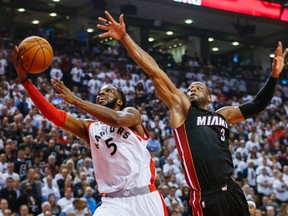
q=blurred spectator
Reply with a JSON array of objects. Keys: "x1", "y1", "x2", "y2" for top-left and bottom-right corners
[
  {"x1": 41, "y1": 175, "x2": 60, "y2": 202},
  {"x1": 82, "y1": 186, "x2": 98, "y2": 214},
  {"x1": 86, "y1": 74, "x2": 101, "y2": 103},
  {"x1": 18, "y1": 204, "x2": 31, "y2": 216},
  {"x1": 18, "y1": 182, "x2": 41, "y2": 216},
  {"x1": 0, "y1": 53, "x2": 8, "y2": 76},
  {"x1": 0, "y1": 198, "x2": 9, "y2": 216},
  {"x1": 46, "y1": 155, "x2": 59, "y2": 178},
  {"x1": 164, "y1": 186, "x2": 184, "y2": 215},
  {"x1": 81, "y1": 158, "x2": 94, "y2": 184},
  {"x1": 3, "y1": 162, "x2": 20, "y2": 183},
  {"x1": 163, "y1": 157, "x2": 180, "y2": 177},
  {"x1": 57, "y1": 188, "x2": 74, "y2": 210},
  {"x1": 70, "y1": 62, "x2": 84, "y2": 90},
  {"x1": 37, "y1": 201, "x2": 51, "y2": 216},
  {"x1": 0, "y1": 177, "x2": 17, "y2": 212},
  {"x1": 0, "y1": 153, "x2": 7, "y2": 173},
  {"x1": 50, "y1": 62, "x2": 63, "y2": 81},
  {"x1": 14, "y1": 149, "x2": 28, "y2": 181},
  {"x1": 20, "y1": 168, "x2": 42, "y2": 202},
  {"x1": 59, "y1": 198, "x2": 91, "y2": 216},
  {"x1": 146, "y1": 130, "x2": 161, "y2": 155},
  {"x1": 134, "y1": 82, "x2": 147, "y2": 105},
  {"x1": 47, "y1": 194, "x2": 61, "y2": 216},
  {"x1": 247, "y1": 200, "x2": 256, "y2": 216}
]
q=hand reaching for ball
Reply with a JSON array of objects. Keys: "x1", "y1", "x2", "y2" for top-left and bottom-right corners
[
  {"x1": 51, "y1": 78, "x2": 79, "y2": 105},
  {"x1": 13, "y1": 46, "x2": 27, "y2": 83}
]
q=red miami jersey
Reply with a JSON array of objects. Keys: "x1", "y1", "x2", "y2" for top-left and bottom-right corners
[{"x1": 87, "y1": 121, "x2": 156, "y2": 194}]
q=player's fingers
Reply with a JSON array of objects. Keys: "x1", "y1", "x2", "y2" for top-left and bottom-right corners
[
  {"x1": 119, "y1": 14, "x2": 124, "y2": 24},
  {"x1": 98, "y1": 32, "x2": 109, "y2": 38},
  {"x1": 282, "y1": 48, "x2": 288, "y2": 58},
  {"x1": 275, "y1": 41, "x2": 282, "y2": 56},
  {"x1": 98, "y1": 17, "x2": 107, "y2": 24},
  {"x1": 105, "y1": 11, "x2": 116, "y2": 23},
  {"x1": 12, "y1": 46, "x2": 19, "y2": 57},
  {"x1": 55, "y1": 93, "x2": 64, "y2": 99},
  {"x1": 97, "y1": 24, "x2": 109, "y2": 31}
]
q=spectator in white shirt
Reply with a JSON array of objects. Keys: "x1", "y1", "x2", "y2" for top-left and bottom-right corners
[
  {"x1": 41, "y1": 175, "x2": 61, "y2": 202},
  {"x1": 50, "y1": 62, "x2": 63, "y2": 81},
  {"x1": 87, "y1": 74, "x2": 101, "y2": 103},
  {"x1": 0, "y1": 154, "x2": 7, "y2": 173},
  {"x1": 57, "y1": 188, "x2": 74, "y2": 211},
  {"x1": 59, "y1": 198, "x2": 91, "y2": 216},
  {"x1": 255, "y1": 157, "x2": 273, "y2": 176},
  {"x1": 163, "y1": 157, "x2": 180, "y2": 176},
  {"x1": 243, "y1": 160, "x2": 257, "y2": 189},
  {"x1": 256, "y1": 168, "x2": 273, "y2": 201},
  {"x1": 70, "y1": 61, "x2": 84, "y2": 88},
  {"x1": 2, "y1": 163, "x2": 20, "y2": 185},
  {"x1": 37, "y1": 201, "x2": 52, "y2": 216},
  {"x1": 82, "y1": 159, "x2": 94, "y2": 184},
  {"x1": 272, "y1": 171, "x2": 288, "y2": 203},
  {"x1": 0, "y1": 53, "x2": 8, "y2": 76},
  {"x1": 245, "y1": 134, "x2": 261, "y2": 152}
]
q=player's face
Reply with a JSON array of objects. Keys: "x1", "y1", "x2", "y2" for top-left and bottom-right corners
[
  {"x1": 96, "y1": 85, "x2": 119, "y2": 109},
  {"x1": 186, "y1": 82, "x2": 210, "y2": 108}
]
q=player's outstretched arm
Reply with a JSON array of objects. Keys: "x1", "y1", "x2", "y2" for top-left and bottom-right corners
[
  {"x1": 51, "y1": 78, "x2": 142, "y2": 129},
  {"x1": 217, "y1": 41, "x2": 288, "y2": 124},
  {"x1": 13, "y1": 46, "x2": 90, "y2": 143},
  {"x1": 97, "y1": 11, "x2": 187, "y2": 109}
]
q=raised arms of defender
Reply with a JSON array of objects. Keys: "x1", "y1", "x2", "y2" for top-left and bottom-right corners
[
  {"x1": 97, "y1": 11, "x2": 288, "y2": 126},
  {"x1": 97, "y1": 11, "x2": 191, "y2": 128}
]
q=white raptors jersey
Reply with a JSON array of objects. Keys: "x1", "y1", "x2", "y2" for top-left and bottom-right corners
[{"x1": 87, "y1": 121, "x2": 156, "y2": 194}]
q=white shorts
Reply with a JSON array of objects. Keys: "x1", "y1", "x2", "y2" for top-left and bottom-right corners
[{"x1": 93, "y1": 191, "x2": 168, "y2": 216}]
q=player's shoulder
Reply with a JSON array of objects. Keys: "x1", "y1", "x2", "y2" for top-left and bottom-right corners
[{"x1": 122, "y1": 106, "x2": 139, "y2": 113}]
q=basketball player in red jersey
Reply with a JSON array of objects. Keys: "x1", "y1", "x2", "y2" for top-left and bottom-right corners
[
  {"x1": 97, "y1": 11, "x2": 288, "y2": 216},
  {"x1": 13, "y1": 47, "x2": 168, "y2": 216}
]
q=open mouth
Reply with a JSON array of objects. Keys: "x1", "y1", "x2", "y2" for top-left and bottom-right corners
[{"x1": 98, "y1": 96, "x2": 106, "y2": 103}]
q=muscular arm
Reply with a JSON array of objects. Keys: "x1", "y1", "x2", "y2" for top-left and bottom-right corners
[
  {"x1": 73, "y1": 97, "x2": 142, "y2": 128},
  {"x1": 120, "y1": 33, "x2": 184, "y2": 108},
  {"x1": 217, "y1": 42, "x2": 287, "y2": 124},
  {"x1": 97, "y1": 11, "x2": 190, "y2": 128},
  {"x1": 51, "y1": 78, "x2": 143, "y2": 132},
  {"x1": 13, "y1": 46, "x2": 90, "y2": 143}
]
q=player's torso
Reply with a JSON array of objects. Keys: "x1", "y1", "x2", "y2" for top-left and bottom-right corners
[
  {"x1": 173, "y1": 106, "x2": 233, "y2": 191},
  {"x1": 88, "y1": 122, "x2": 155, "y2": 193}
]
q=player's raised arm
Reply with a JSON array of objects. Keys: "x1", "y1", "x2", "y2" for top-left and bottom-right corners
[
  {"x1": 217, "y1": 41, "x2": 288, "y2": 124},
  {"x1": 13, "y1": 46, "x2": 90, "y2": 143},
  {"x1": 97, "y1": 11, "x2": 188, "y2": 110},
  {"x1": 51, "y1": 78, "x2": 142, "y2": 130}
]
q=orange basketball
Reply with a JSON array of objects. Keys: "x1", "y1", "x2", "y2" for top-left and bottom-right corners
[{"x1": 17, "y1": 36, "x2": 53, "y2": 74}]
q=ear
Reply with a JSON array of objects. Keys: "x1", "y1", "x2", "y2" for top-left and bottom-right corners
[
  {"x1": 207, "y1": 94, "x2": 212, "y2": 103},
  {"x1": 117, "y1": 99, "x2": 123, "y2": 107}
]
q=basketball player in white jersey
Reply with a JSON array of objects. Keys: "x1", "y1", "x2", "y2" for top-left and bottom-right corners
[{"x1": 13, "y1": 47, "x2": 168, "y2": 216}]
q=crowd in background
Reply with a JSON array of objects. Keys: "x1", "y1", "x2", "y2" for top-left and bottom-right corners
[{"x1": 0, "y1": 29, "x2": 287, "y2": 216}]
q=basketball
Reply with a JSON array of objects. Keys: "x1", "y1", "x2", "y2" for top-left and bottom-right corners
[{"x1": 17, "y1": 36, "x2": 53, "y2": 74}]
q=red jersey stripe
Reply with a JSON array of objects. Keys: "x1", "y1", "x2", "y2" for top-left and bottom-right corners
[{"x1": 173, "y1": 124, "x2": 203, "y2": 216}]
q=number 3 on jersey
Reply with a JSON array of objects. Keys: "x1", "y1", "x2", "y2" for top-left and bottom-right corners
[{"x1": 220, "y1": 128, "x2": 225, "y2": 141}]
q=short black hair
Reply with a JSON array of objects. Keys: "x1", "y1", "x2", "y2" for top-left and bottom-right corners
[{"x1": 116, "y1": 88, "x2": 126, "y2": 110}]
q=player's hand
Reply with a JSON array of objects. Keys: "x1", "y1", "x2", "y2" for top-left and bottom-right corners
[
  {"x1": 97, "y1": 11, "x2": 126, "y2": 40},
  {"x1": 51, "y1": 78, "x2": 78, "y2": 105},
  {"x1": 12, "y1": 46, "x2": 27, "y2": 82},
  {"x1": 272, "y1": 41, "x2": 288, "y2": 78}
]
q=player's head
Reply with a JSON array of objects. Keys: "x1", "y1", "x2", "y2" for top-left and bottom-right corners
[
  {"x1": 186, "y1": 81, "x2": 211, "y2": 108},
  {"x1": 96, "y1": 85, "x2": 126, "y2": 110}
]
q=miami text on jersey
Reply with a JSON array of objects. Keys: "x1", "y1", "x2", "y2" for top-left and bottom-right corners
[{"x1": 196, "y1": 115, "x2": 228, "y2": 128}]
